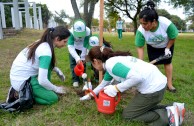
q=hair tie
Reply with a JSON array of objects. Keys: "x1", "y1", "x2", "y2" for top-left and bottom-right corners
[
  {"x1": 100, "y1": 46, "x2": 105, "y2": 53},
  {"x1": 148, "y1": 6, "x2": 152, "y2": 9},
  {"x1": 50, "y1": 27, "x2": 55, "y2": 32}
]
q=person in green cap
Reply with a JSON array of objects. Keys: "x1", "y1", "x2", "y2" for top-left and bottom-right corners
[{"x1": 67, "y1": 19, "x2": 91, "y2": 87}]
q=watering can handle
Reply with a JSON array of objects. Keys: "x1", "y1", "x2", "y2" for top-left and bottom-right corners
[
  {"x1": 115, "y1": 92, "x2": 121, "y2": 106},
  {"x1": 88, "y1": 89, "x2": 98, "y2": 101}
]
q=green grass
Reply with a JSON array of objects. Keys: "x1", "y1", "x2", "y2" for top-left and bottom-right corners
[{"x1": 0, "y1": 29, "x2": 194, "y2": 125}]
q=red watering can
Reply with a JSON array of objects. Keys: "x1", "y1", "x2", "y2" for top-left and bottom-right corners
[
  {"x1": 74, "y1": 62, "x2": 84, "y2": 76},
  {"x1": 89, "y1": 89, "x2": 121, "y2": 114}
]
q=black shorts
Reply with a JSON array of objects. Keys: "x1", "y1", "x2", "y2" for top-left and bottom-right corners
[{"x1": 147, "y1": 44, "x2": 174, "y2": 65}]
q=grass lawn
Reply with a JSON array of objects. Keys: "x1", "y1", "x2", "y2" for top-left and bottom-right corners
[{"x1": 0, "y1": 29, "x2": 194, "y2": 126}]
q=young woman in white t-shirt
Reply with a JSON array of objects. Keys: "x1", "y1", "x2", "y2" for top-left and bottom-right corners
[
  {"x1": 10, "y1": 26, "x2": 70, "y2": 105},
  {"x1": 80, "y1": 46, "x2": 185, "y2": 126},
  {"x1": 116, "y1": 17, "x2": 124, "y2": 40},
  {"x1": 135, "y1": 1, "x2": 178, "y2": 93}
]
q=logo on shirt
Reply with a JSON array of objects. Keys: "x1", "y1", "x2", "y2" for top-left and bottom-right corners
[{"x1": 148, "y1": 35, "x2": 165, "y2": 43}]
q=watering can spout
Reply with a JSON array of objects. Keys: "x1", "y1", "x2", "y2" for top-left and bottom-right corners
[{"x1": 88, "y1": 89, "x2": 98, "y2": 102}]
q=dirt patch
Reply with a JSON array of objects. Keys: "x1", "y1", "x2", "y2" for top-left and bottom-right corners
[
  {"x1": 184, "y1": 109, "x2": 194, "y2": 125},
  {"x1": 74, "y1": 89, "x2": 85, "y2": 97}
]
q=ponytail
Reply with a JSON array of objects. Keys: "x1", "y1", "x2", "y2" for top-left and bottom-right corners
[
  {"x1": 139, "y1": 0, "x2": 158, "y2": 22},
  {"x1": 27, "y1": 26, "x2": 70, "y2": 68}
]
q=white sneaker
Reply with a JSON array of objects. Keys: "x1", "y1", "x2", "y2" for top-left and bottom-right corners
[
  {"x1": 166, "y1": 106, "x2": 179, "y2": 126},
  {"x1": 73, "y1": 82, "x2": 79, "y2": 87},
  {"x1": 173, "y1": 102, "x2": 185, "y2": 125}
]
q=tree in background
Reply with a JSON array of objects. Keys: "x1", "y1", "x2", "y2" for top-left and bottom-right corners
[
  {"x1": 70, "y1": 0, "x2": 99, "y2": 28},
  {"x1": 91, "y1": 18, "x2": 99, "y2": 27},
  {"x1": 53, "y1": 10, "x2": 69, "y2": 27},
  {"x1": 103, "y1": 19, "x2": 109, "y2": 31},
  {"x1": 157, "y1": 9, "x2": 171, "y2": 19},
  {"x1": 104, "y1": 0, "x2": 161, "y2": 34},
  {"x1": 188, "y1": 15, "x2": 194, "y2": 31},
  {"x1": 157, "y1": 9, "x2": 186, "y2": 31},
  {"x1": 171, "y1": 15, "x2": 186, "y2": 31},
  {"x1": 105, "y1": 8, "x2": 119, "y2": 31},
  {"x1": 169, "y1": 0, "x2": 194, "y2": 14},
  {"x1": 169, "y1": 0, "x2": 194, "y2": 30}
]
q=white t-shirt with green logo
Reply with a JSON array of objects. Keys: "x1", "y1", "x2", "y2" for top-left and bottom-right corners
[
  {"x1": 93, "y1": 56, "x2": 167, "y2": 95},
  {"x1": 116, "y1": 20, "x2": 123, "y2": 30},
  {"x1": 10, "y1": 43, "x2": 57, "y2": 91},
  {"x1": 135, "y1": 16, "x2": 178, "y2": 48},
  {"x1": 68, "y1": 27, "x2": 91, "y2": 62}
]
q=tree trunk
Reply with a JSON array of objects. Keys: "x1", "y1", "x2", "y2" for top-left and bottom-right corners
[
  {"x1": 83, "y1": 0, "x2": 98, "y2": 28},
  {"x1": 71, "y1": 0, "x2": 81, "y2": 19},
  {"x1": 133, "y1": 19, "x2": 138, "y2": 35},
  {"x1": 71, "y1": 0, "x2": 98, "y2": 28},
  {"x1": 83, "y1": 0, "x2": 89, "y2": 27}
]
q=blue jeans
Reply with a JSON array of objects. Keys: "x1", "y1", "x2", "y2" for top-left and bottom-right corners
[{"x1": 69, "y1": 49, "x2": 86, "y2": 83}]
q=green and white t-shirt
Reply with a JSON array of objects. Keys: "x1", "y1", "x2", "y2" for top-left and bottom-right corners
[
  {"x1": 116, "y1": 20, "x2": 123, "y2": 30},
  {"x1": 10, "y1": 43, "x2": 58, "y2": 92},
  {"x1": 93, "y1": 56, "x2": 167, "y2": 94},
  {"x1": 68, "y1": 27, "x2": 91, "y2": 62},
  {"x1": 135, "y1": 16, "x2": 178, "y2": 48}
]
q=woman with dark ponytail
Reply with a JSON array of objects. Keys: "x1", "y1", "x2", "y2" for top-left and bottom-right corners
[
  {"x1": 80, "y1": 46, "x2": 185, "y2": 125},
  {"x1": 9, "y1": 26, "x2": 70, "y2": 105},
  {"x1": 135, "y1": 0, "x2": 178, "y2": 93}
]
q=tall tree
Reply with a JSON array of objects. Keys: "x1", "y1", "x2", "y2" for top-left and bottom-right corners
[
  {"x1": 169, "y1": 0, "x2": 194, "y2": 31},
  {"x1": 170, "y1": 15, "x2": 186, "y2": 31},
  {"x1": 105, "y1": 0, "x2": 162, "y2": 35},
  {"x1": 157, "y1": 9, "x2": 171, "y2": 19},
  {"x1": 106, "y1": 9, "x2": 119, "y2": 30},
  {"x1": 157, "y1": 9, "x2": 186, "y2": 30},
  {"x1": 53, "y1": 10, "x2": 69, "y2": 26},
  {"x1": 169, "y1": 0, "x2": 194, "y2": 14},
  {"x1": 71, "y1": 0, "x2": 81, "y2": 19},
  {"x1": 70, "y1": 0, "x2": 99, "y2": 28}
]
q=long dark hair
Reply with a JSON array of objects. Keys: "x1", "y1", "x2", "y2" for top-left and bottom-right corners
[
  {"x1": 27, "y1": 26, "x2": 70, "y2": 68},
  {"x1": 139, "y1": 0, "x2": 158, "y2": 22},
  {"x1": 103, "y1": 38, "x2": 112, "y2": 48},
  {"x1": 88, "y1": 46, "x2": 132, "y2": 63}
]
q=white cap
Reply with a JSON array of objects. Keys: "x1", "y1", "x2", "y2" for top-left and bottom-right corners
[
  {"x1": 88, "y1": 36, "x2": 99, "y2": 49},
  {"x1": 73, "y1": 19, "x2": 86, "y2": 37}
]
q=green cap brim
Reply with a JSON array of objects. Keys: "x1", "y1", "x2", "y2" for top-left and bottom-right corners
[{"x1": 73, "y1": 31, "x2": 86, "y2": 37}]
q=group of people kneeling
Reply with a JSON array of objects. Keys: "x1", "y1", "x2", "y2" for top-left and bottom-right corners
[{"x1": 4, "y1": 1, "x2": 185, "y2": 125}]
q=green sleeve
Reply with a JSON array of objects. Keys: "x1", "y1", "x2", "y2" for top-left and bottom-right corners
[
  {"x1": 84, "y1": 35, "x2": 91, "y2": 48},
  {"x1": 135, "y1": 30, "x2": 145, "y2": 47},
  {"x1": 167, "y1": 23, "x2": 178, "y2": 39},
  {"x1": 103, "y1": 71, "x2": 113, "y2": 81},
  {"x1": 68, "y1": 33, "x2": 74, "y2": 45},
  {"x1": 39, "y1": 56, "x2": 51, "y2": 69},
  {"x1": 112, "y1": 63, "x2": 130, "y2": 78}
]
